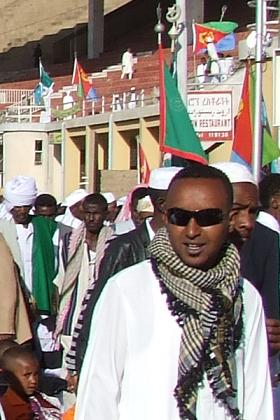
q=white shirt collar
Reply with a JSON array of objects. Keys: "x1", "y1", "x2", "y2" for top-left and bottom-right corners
[
  {"x1": 257, "y1": 211, "x2": 280, "y2": 234},
  {"x1": 145, "y1": 218, "x2": 155, "y2": 241}
]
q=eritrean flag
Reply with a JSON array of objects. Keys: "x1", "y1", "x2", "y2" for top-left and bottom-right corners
[
  {"x1": 72, "y1": 57, "x2": 97, "y2": 101},
  {"x1": 192, "y1": 21, "x2": 238, "y2": 54},
  {"x1": 159, "y1": 45, "x2": 207, "y2": 164},
  {"x1": 232, "y1": 65, "x2": 280, "y2": 167}
]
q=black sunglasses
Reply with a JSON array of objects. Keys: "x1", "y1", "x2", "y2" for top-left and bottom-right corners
[{"x1": 167, "y1": 207, "x2": 227, "y2": 227}]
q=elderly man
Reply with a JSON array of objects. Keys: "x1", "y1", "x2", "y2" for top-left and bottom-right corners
[
  {"x1": 75, "y1": 165, "x2": 272, "y2": 420},
  {"x1": 212, "y1": 163, "x2": 280, "y2": 327},
  {"x1": 0, "y1": 176, "x2": 56, "y2": 315},
  {"x1": 0, "y1": 176, "x2": 57, "y2": 314},
  {"x1": 212, "y1": 161, "x2": 280, "y2": 418}
]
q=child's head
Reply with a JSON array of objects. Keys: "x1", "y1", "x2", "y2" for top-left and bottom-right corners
[
  {"x1": 0, "y1": 339, "x2": 18, "y2": 364},
  {"x1": 0, "y1": 346, "x2": 39, "y2": 396}
]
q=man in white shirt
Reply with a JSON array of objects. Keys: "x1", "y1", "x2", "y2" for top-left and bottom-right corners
[{"x1": 75, "y1": 165, "x2": 273, "y2": 420}]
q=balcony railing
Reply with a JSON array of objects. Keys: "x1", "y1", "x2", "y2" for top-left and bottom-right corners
[
  {"x1": 0, "y1": 89, "x2": 34, "y2": 104},
  {"x1": 0, "y1": 87, "x2": 159, "y2": 123}
]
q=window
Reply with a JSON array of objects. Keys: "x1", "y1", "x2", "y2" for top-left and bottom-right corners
[{"x1": 34, "y1": 140, "x2": 43, "y2": 165}]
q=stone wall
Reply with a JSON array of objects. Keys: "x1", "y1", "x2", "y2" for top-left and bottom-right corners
[{"x1": 0, "y1": 0, "x2": 131, "y2": 53}]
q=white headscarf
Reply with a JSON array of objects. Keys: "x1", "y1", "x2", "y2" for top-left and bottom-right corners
[
  {"x1": 56, "y1": 188, "x2": 88, "y2": 228},
  {"x1": 61, "y1": 189, "x2": 88, "y2": 207},
  {"x1": 4, "y1": 175, "x2": 38, "y2": 211}
]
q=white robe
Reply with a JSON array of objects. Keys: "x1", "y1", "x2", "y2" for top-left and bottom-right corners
[
  {"x1": 75, "y1": 260, "x2": 273, "y2": 420},
  {"x1": 121, "y1": 51, "x2": 133, "y2": 75}
]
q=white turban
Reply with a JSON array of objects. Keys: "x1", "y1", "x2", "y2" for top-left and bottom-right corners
[
  {"x1": 101, "y1": 192, "x2": 116, "y2": 204},
  {"x1": 61, "y1": 189, "x2": 88, "y2": 207},
  {"x1": 211, "y1": 162, "x2": 257, "y2": 185},
  {"x1": 4, "y1": 176, "x2": 38, "y2": 211}
]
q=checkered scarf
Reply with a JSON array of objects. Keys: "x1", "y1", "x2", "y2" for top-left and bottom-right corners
[{"x1": 149, "y1": 227, "x2": 243, "y2": 420}]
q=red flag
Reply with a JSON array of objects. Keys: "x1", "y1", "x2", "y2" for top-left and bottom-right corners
[
  {"x1": 232, "y1": 66, "x2": 253, "y2": 165},
  {"x1": 139, "y1": 145, "x2": 151, "y2": 183},
  {"x1": 72, "y1": 57, "x2": 96, "y2": 100},
  {"x1": 192, "y1": 23, "x2": 229, "y2": 54}
]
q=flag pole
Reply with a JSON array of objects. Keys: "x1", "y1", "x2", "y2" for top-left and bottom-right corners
[
  {"x1": 219, "y1": 5, "x2": 227, "y2": 22},
  {"x1": 252, "y1": 0, "x2": 264, "y2": 182},
  {"x1": 192, "y1": 20, "x2": 197, "y2": 87},
  {"x1": 136, "y1": 135, "x2": 140, "y2": 184}
]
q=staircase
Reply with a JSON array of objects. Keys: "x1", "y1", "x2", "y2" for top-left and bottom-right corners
[{"x1": 0, "y1": 25, "x2": 245, "y2": 123}]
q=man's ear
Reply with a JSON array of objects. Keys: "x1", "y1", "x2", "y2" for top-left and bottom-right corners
[
  {"x1": 271, "y1": 196, "x2": 278, "y2": 210},
  {"x1": 163, "y1": 210, "x2": 168, "y2": 226},
  {"x1": 228, "y1": 210, "x2": 235, "y2": 233},
  {"x1": 156, "y1": 197, "x2": 166, "y2": 214}
]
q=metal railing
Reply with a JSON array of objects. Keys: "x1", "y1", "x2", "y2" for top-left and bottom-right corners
[
  {"x1": 0, "y1": 87, "x2": 159, "y2": 123},
  {"x1": 0, "y1": 89, "x2": 34, "y2": 104}
]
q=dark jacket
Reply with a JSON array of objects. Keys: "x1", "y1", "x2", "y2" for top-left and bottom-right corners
[
  {"x1": 75, "y1": 220, "x2": 152, "y2": 372},
  {"x1": 240, "y1": 221, "x2": 280, "y2": 319}
]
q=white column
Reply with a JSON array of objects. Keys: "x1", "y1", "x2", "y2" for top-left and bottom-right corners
[
  {"x1": 88, "y1": 0, "x2": 104, "y2": 59},
  {"x1": 176, "y1": 0, "x2": 204, "y2": 105},
  {"x1": 252, "y1": 0, "x2": 264, "y2": 182},
  {"x1": 176, "y1": 0, "x2": 187, "y2": 105}
]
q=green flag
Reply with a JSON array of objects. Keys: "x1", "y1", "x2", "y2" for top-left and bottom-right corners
[
  {"x1": 159, "y1": 47, "x2": 207, "y2": 164},
  {"x1": 204, "y1": 21, "x2": 238, "y2": 33},
  {"x1": 39, "y1": 61, "x2": 53, "y2": 89}
]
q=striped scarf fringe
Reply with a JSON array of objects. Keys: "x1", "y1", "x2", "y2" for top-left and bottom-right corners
[{"x1": 149, "y1": 227, "x2": 243, "y2": 420}]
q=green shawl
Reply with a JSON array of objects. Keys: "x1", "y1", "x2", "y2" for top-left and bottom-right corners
[{"x1": 32, "y1": 216, "x2": 57, "y2": 314}]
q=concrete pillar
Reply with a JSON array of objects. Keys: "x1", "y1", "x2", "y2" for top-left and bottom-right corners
[
  {"x1": 139, "y1": 118, "x2": 160, "y2": 169},
  {"x1": 111, "y1": 124, "x2": 130, "y2": 170},
  {"x1": 88, "y1": 0, "x2": 104, "y2": 59},
  {"x1": 64, "y1": 134, "x2": 83, "y2": 195}
]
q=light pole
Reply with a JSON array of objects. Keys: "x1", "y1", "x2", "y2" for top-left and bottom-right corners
[{"x1": 251, "y1": 0, "x2": 264, "y2": 183}]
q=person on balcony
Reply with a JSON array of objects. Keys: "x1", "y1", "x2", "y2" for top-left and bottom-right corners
[{"x1": 121, "y1": 48, "x2": 134, "y2": 80}]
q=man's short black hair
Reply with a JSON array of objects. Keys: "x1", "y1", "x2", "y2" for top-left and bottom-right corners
[
  {"x1": 259, "y1": 174, "x2": 280, "y2": 209},
  {"x1": 34, "y1": 193, "x2": 57, "y2": 208},
  {"x1": 169, "y1": 165, "x2": 233, "y2": 207},
  {"x1": 83, "y1": 193, "x2": 108, "y2": 211}
]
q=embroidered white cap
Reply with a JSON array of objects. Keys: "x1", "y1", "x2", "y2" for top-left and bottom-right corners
[{"x1": 136, "y1": 196, "x2": 154, "y2": 213}]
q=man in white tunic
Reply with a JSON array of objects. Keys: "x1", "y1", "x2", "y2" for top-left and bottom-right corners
[
  {"x1": 121, "y1": 48, "x2": 134, "y2": 80},
  {"x1": 75, "y1": 165, "x2": 273, "y2": 420}
]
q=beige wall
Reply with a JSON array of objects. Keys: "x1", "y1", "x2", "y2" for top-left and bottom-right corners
[
  {"x1": 3, "y1": 131, "x2": 49, "y2": 192},
  {"x1": 0, "y1": 0, "x2": 131, "y2": 54}
]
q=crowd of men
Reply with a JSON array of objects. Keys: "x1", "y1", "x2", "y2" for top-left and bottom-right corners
[{"x1": 0, "y1": 162, "x2": 279, "y2": 419}]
